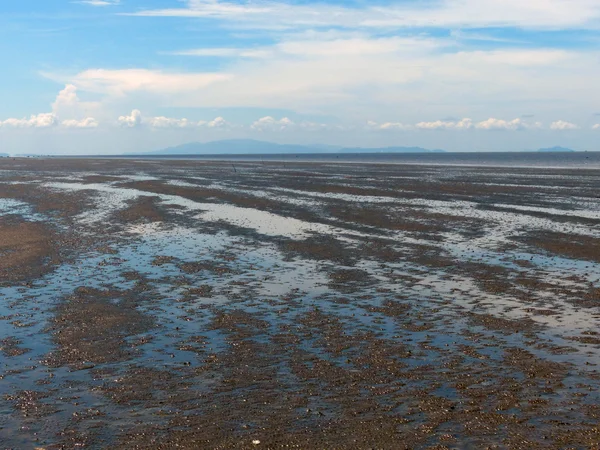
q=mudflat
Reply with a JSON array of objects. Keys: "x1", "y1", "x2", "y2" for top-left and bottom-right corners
[{"x1": 1, "y1": 158, "x2": 600, "y2": 448}]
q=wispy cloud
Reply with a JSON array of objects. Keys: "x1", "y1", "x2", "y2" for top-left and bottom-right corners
[
  {"x1": 44, "y1": 69, "x2": 233, "y2": 96},
  {"x1": 76, "y1": 0, "x2": 120, "y2": 6},
  {"x1": 123, "y1": 0, "x2": 600, "y2": 30},
  {"x1": 168, "y1": 48, "x2": 271, "y2": 58}
]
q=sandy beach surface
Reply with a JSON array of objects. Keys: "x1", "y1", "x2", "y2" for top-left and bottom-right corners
[{"x1": 1, "y1": 158, "x2": 600, "y2": 449}]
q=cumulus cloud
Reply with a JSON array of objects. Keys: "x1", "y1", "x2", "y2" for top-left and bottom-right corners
[
  {"x1": 251, "y1": 116, "x2": 294, "y2": 131},
  {"x1": 62, "y1": 118, "x2": 100, "y2": 129},
  {"x1": 53, "y1": 84, "x2": 79, "y2": 111},
  {"x1": 118, "y1": 109, "x2": 143, "y2": 128},
  {"x1": 593, "y1": 124, "x2": 600, "y2": 130},
  {"x1": 367, "y1": 121, "x2": 411, "y2": 131},
  {"x1": 0, "y1": 85, "x2": 102, "y2": 131},
  {"x1": 416, "y1": 118, "x2": 473, "y2": 130},
  {"x1": 249, "y1": 116, "x2": 337, "y2": 131},
  {"x1": 205, "y1": 117, "x2": 229, "y2": 128},
  {"x1": 475, "y1": 117, "x2": 539, "y2": 130},
  {"x1": 117, "y1": 110, "x2": 229, "y2": 129},
  {"x1": 367, "y1": 117, "x2": 548, "y2": 131},
  {"x1": 550, "y1": 120, "x2": 579, "y2": 130},
  {"x1": 147, "y1": 116, "x2": 197, "y2": 128},
  {"x1": 298, "y1": 121, "x2": 340, "y2": 131},
  {"x1": 52, "y1": 84, "x2": 101, "y2": 122},
  {"x1": 1, "y1": 113, "x2": 59, "y2": 128}
]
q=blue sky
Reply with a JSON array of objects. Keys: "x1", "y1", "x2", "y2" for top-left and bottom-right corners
[{"x1": 1, "y1": 0, "x2": 599, "y2": 154}]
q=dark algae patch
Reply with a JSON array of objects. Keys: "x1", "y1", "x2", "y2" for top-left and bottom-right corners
[
  {"x1": 0, "y1": 219, "x2": 59, "y2": 283},
  {"x1": 44, "y1": 287, "x2": 154, "y2": 368},
  {"x1": 0, "y1": 158, "x2": 600, "y2": 448}
]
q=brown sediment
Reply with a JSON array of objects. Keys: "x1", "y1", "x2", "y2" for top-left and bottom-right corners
[
  {"x1": 0, "y1": 183, "x2": 94, "y2": 218},
  {"x1": 0, "y1": 218, "x2": 58, "y2": 282},
  {"x1": 328, "y1": 204, "x2": 446, "y2": 234},
  {"x1": 44, "y1": 287, "x2": 153, "y2": 367},
  {"x1": 282, "y1": 235, "x2": 356, "y2": 265},
  {"x1": 0, "y1": 337, "x2": 31, "y2": 357},
  {"x1": 115, "y1": 195, "x2": 165, "y2": 223},
  {"x1": 328, "y1": 268, "x2": 374, "y2": 293},
  {"x1": 523, "y1": 231, "x2": 600, "y2": 263},
  {"x1": 4, "y1": 390, "x2": 56, "y2": 418},
  {"x1": 468, "y1": 312, "x2": 539, "y2": 335}
]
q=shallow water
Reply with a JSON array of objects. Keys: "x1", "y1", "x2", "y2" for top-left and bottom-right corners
[{"x1": 1, "y1": 159, "x2": 600, "y2": 447}]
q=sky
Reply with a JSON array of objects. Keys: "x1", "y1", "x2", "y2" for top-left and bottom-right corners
[{"x1": 0, "y1": 0, "x2": 599, "y2": 154}]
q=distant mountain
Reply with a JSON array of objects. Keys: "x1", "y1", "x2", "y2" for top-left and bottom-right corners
[
  {"x1": 144, "y1": 139, "x2": 444, "y2": 155},
  {"x1": 538, "y1": 146, "x2": 576, "y2": 153}
]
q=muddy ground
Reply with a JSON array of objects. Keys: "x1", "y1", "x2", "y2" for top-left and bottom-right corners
[{"x1": 1, "y1": 158, "x2": 600, "y2": 449}]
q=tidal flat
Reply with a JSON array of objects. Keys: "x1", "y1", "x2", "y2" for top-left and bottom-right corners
[{"x1": 1, "y1": 158, "x2": 600, "y2": 449}]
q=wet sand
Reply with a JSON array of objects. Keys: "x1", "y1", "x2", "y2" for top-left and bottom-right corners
[{"x1": 1, "y1": 158, "x2": 600, "y2": 448}]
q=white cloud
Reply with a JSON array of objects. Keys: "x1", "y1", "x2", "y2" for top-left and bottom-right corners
[
  {"x1": 1, "y1": 113, "x2": 59, "y2": 128},
  {"x1": 0, "y1": 85, "x2": 101, "y2": 131},
  {"x1": 416, "y1": 118, "x2": 473, "y2": 130},
  {"x1": 116, "y1": 110, "x2": 229, "y2": 129},
  {"x1": 368, "y1": 117, "x2": 547, "y2": 131},
  {"x1": 251, "y1": 116, "x2": 294, "y2": 131},
  {"x1": 118, "y1": 109, "x2": 143, "y2": 128},
  {"x1": 77, "y1": 0, "x2": 120, "y2": 6},
  {"x1": 298, "y1": 121, "x2": 341, "y2": 131},
  {"x1": 475, "y1": 117, "x2": 539, "y2": 130},
  {"x1": 249, "y1": 116, "x2": 337, "y2": 131},
  {"x1": 48, "y1": 39, "x2": 598, "y2": 125},
  {"x1": 123, "y1": 0, "x2": 600, "y2": 30},
  {"x1": 169, "y1": 48, "x2": 271, "y2": 58},
  {"x1": 276, "y1": 37, "x2": 444, "y2": 57},
  {"x1": 452, "y1": 49, "x2": 569, "y2": 67},
  {"x1": 147, "y1": 116, "x2": 197, "y2": 128},
  {"x1": 169, "y1": 37, "x2": 449, "y2": 64},
  {"x1": 62, "y1": 118, "x2": 100, "y2": 129},
  {"x1": 206, "y1": 117, "x2": 229, "y2": 128},
  {"x1": 48, "y1": 69, "x2": 232, "y2": 96},
  {"x1": 592, "y1": 124, "x2": 600, "y2": 130},
  {"x1": 52, "y1": 84, "x2": 101, "y2": 121},
  {"x1": 550, "y1": 120, "x2": 580, "y2": 130},
  {"x1": 367, "y1": 121, "x2": 411, "y2": 131},
  {"x1": 53, "y1": 84, "x2": 79, "y2": 111}
]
